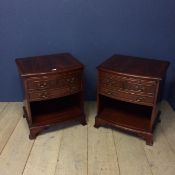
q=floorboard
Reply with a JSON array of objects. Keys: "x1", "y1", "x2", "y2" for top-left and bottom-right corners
[
  {"x1": 0, "y1": 101, "x2": 174, "y2": 175},
  {"x1": 0, "y1": 118, "x2": 34, "y2": 175},
  {"x1": 0, "y1": 102, "x2": 8, "y2": 114},
  {"x1": 88, "y1": 102, "x2": 120, "y2": 175},
  {"x1": 55, "y1": 123, "x2": 87, "y2": 175},
  {"x1": 0, "y1": 102, "x2": 22, "y2": 153},
  {"x1": 113, "y1": 131, "x2": 152, "y2": 175},
  {"x1": 159, "y1": 101, "x2": 175, "y2": 153}
]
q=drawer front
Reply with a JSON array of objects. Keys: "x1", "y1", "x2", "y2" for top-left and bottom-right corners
[
  {"x1": 99, "y1": 87, "x2": 154, "y2": 105},
  {"x1": 124, "y1": 82, "x2": 155, "y2": 95},
  {"x1": 99, "y1": 71, "x2": 157, "y2": 96},
  {"x1": 28, "y1": 85, "x2": 81, "y2": 101},
  {"x1": 26, "y1": 71, "x2": 82, "y2": 91}
]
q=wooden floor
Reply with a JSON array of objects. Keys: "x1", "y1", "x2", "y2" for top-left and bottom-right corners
[{"x1": 0, "y1": 101, "x2": 175, "y2": 175}]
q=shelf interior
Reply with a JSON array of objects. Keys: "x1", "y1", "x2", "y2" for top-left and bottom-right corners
[
  {"x1": 98, "y1": 95, "x2": 153, "y2": 131},
  {"x1": 30, "y1": 94, "x2": 82, "y2": 126}
]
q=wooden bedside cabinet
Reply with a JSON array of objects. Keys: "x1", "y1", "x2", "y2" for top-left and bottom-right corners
[
  {"x1": 16, "y1": 53, "x2": 86, "y2": 139},
  {"x1": 95, "y1": 55, "x2": 169, "y2": 145}
]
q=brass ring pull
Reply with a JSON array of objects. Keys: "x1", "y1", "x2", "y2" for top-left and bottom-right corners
[
  {"x1": 107, "y1": 92, "x2": 112, "y2": 95},
  {"x1": 136, "y1": 97, "x2": 143, "y2": 102},
  {"x1": 39, "y1": 81, "x2": 47, "y2": 88},
  {"x1": 41, "y1": 92, "x2": 48, "y2": 98}
]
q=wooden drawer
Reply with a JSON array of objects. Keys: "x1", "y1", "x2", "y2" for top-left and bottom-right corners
[
  {"x1": 99, "y1": 87, "x2": 154, "y2": 105},
  {"x1": 99, "y1": 71, "x2": 157, "y2": 96},
  {"x1": 28, "y1": 85, "x2": 81, "y2": 101},
  {"x1": 26, "y1": 71, "x2": 82, "y2": 91}
]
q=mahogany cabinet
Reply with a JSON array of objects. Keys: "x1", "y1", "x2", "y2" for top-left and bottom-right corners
[
  {"x1": 16, "y1": 53, "x2": 86, "y2": 139},
  {"x1": 95, "y1": 55, "x2": 169, "y2": 145}
]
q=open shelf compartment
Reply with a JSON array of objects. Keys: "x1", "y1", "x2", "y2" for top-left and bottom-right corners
[
  {"x1": 98, "y1": 95, "x2": 153, "y2": 131},
  {"x1": 30, "y1": 93, "x2": 82, "y2": 126}
]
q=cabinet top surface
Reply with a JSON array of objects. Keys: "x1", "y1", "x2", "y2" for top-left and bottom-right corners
[
  {"x1": 98, "y1": 54, "x2": 169, "y2": 79},
  {"x1": 15, "y1": 53, "x2": 83, "y2": 77}
]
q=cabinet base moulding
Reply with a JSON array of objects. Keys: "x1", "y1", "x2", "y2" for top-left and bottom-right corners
[{"x1": 94, "y1": 113, "x2": 161, "y2": 146}]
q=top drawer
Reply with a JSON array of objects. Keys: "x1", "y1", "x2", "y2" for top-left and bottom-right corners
[
  {"x1": 26, "y1": 70, "x2": 82, "y2": 91},
  {"x1": 99, "y1": 71, "x2": 157, "y2": 96}
]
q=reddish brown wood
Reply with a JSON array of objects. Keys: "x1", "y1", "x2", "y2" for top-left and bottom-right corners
[
  {"x1": 16, "y1": 53, "x2": 86, "y2": 139},
  {"x1": 23, "y1": 106, "x2": 27, "y2": 118},
  {"x1": 95, "y1": 54, "x2": 169, "y2": 145}
]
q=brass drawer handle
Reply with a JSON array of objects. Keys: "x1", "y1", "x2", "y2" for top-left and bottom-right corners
[
  {"x1": 70, "y1": 85, "x2": 79, "y2": 91},
  {"x1": 106, "y1": 79, "x2": 110, "y2": 83},
  {"x1": 38, "y1": 81, "x2": 47, "y2": 88},
  {"x1": 66, "y1": 77, "x2": 75, "y2": 83},
  {"x1": 127, "y1": 85, "x2": 145, "y2": 92},
  {"x1": 107, "y1": 91, "x2": 112, "y2": 95},
  {"x1": 135, "y1": 85, "x2": 144, "y2": 92},
  {"x1": 40, "y1": 92, "x2": 48, "y2": 98},
  {"x1": 136, "y1": 97, "x2": 144, "y2": 102}
]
